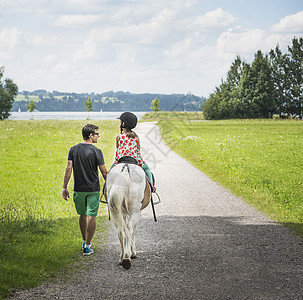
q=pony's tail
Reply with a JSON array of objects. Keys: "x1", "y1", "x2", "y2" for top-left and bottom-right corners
[
  {"x1": 119, "y1": 163, "x2": 131, "y2": 215},
  {"x1": 108, "y1": 164, "x2": 132, "y2": 247}
]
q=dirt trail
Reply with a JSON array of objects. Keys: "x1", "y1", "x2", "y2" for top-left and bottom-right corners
[{"x1": 12, "y1": 122, "x2": 303, "y2": 299}]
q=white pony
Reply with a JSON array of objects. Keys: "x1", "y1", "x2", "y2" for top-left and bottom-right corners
[{"x1": 105, "y1": 162, "x2": 151, "y2": 269}]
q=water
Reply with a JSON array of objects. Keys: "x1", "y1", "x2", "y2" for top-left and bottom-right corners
[{"x1": 8, "y1": 111, "x2": 148, "y2": 120}]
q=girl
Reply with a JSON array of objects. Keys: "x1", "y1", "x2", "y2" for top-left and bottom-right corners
[{"x1": 110, "y1": 112, "x2": 155, "y2": 192}]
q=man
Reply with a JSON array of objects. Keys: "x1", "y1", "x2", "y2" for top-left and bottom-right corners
[{"x1": 62, "y1": 124, "x2": 108, "y2": 256}]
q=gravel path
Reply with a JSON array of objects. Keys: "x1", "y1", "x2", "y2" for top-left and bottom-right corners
[{"x1": 12, "y1": 122, "x2": 303, "y2": 299}]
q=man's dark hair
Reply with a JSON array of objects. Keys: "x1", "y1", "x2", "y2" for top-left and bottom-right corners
[{"x1": 82, "y1": 124, "x2": 99, "y2": 140}]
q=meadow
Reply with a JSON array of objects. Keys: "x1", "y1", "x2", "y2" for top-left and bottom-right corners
[
  {"x1": 0, "y1": 120, "x2": 118, "y2": 298},
  {"x1": 156, "y1": 117, "x2": 303, "y2": 236},
  {"x1": 1, "y1": 114, "x2": 303, "y2": 297},
  {"x1": 141, "y1": 111, "x2": 204, "y2": 121}
]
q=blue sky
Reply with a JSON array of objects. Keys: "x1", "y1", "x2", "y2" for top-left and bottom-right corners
[{"x1": 0, "y1": 0, "x2": 302, "y2": 97}]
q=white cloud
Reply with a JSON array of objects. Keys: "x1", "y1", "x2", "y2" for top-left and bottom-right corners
[
  {"x1": 43, "y1": 54, "x2": 57, "y2": 63},
  {"x1": 0, "y1": 28, "x2": 21, "y2": 48},
  {"x1": 32, "y1": 35, "x2": 57, "y2": 46},
  {"x1": 85, "y1": 7, "x2": 179, "y2": 45},
  {"x1": 271, "y1": 10, "x2": 303, "y2": 33},
  {"x1": 215, "y1": 20, "x2": 300, "y2": 63},
  {"x1": 72, "y1": 35, "x2": 101, "y2": 61},
  {"x1": 0, "y1": 51, "x2": 11, "y2": 59},
  {"x1": 165, "y1": 37, "x2": 193, "y2": 58},
  {"x1": 0, "y1": 0, "x2": 47, "y2": 14},
  {"x1": 192, "y1": 8, "x2": 237, "y2": 30},
  {"x1": 71, "y1": 7, "x2": 181, "y2": 64},
  {"x1": 1, "y1": 0, "x2": 302, "y2": 96},
  {"x1": 52, "y1": 61, "x2": 71, "y2": 73},
  {"x1": 216, "y1": 27, "x2": 266, "y2": 58},
  {"x1": 54, "y1": 14, "x2": 102, "y2": 27}
]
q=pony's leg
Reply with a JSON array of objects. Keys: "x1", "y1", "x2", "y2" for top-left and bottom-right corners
[
  {"x1": 131, "y1": 223, "x2": 138, "y2": 259},
  {"x1": 118, "y1": 231, "x2": 124, "y2": 265},
  {"x1": 121, "y1": 214, "x2": 132, "y2": 268},
  {"x1": 117, "y1": 217, "x2": 131, "y2": 266},
  {"x1": 117, "y1": 227, "x2": 131, "y2": 269},
  {"x1": 129, "y1": 209, "x2": 140, "y2": 259},
  {"x1": 109, "y1": 205, "x2": 127, "y2": 265}
]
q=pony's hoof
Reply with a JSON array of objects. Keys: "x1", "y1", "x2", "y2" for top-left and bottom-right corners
[
  {"x1": 122, "y1": 258, "x2": 131, "y2": 269},
  {"x1": 131, "y1": 254, "x2": 137, "y2": 259}
]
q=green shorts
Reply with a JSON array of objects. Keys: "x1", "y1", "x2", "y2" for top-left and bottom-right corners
[{"x1": 73, "y1": 192, "x2": 100, "y2": 217}]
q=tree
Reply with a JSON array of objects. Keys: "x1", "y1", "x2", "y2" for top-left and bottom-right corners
[
  {"x1": 203, "y1": 57, "x2": 249, "y2": 119},
  {"x1": 26, "y1": 99, "x2": 36, "y2": 112},
  {"x1": 85, "y1": 96, "x2": 93, "y2": 112},
  {"x1": 26, "y1": 99, "x2": 37, "y2": 119},
  {"x1": 269, "y1": 44, "x2": 291, "y2": 116},
  {"x1": 150, "y1": 97, "x2": 160, "y2": 112},
  {"x1": 225, "y1": 56, "x2": 250, "y2": 118},
  {"x1": 85, "y1": 96, "x2": 93, "y2": 119},
  {"x1": 240, "y1": 50, "x2": 275, "y2": 118},
  {"x1": 203, "y1": 85, "x2": 223, "y2": 120},
  {"x1": 226, "y1": 56, "x2": 245, "y2": 90},
  {"x1": 287, "y1": 37, "x2": 303, "y2": 118},
  {"x1": 0, "y1": 66, "x2": 18, "y2": 120}
]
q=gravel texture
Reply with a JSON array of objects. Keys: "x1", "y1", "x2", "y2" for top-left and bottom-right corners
[{"x1": 12, "y1": 122, "x2": 303, "y2": 299}]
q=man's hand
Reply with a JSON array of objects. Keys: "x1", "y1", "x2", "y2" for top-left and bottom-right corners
[{"x1": 62, "y1": 188, "x2": 70, "y2": 201}]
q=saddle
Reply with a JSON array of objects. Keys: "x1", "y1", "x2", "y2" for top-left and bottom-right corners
[
  {"x1": 102, "y1": 156, "x2": 154, "y2": 210},
  {"x1": 117, "y1": 156, "x2": 155, "y2": 193},
  {"x1": 117, "y1": 156, "x2": 138, "y2": 165},
  {"x1": 101, "y1": 158, "x2": 160, "y2": 221}
]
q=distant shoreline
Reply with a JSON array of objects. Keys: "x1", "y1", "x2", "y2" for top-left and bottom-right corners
[{"x1": 8, "y1": 111, "x2": 148, "y2": 121}]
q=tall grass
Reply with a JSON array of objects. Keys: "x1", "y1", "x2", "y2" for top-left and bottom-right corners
[
  {"x1": 0, "y1": 120, "x2": 118, "y2": 298},
  {"x1": 157, "y1": 118, "x2": 303, "y2": 236},
  {"x1": 141, "y1": 111, "x2": 204, "y2": 121}
]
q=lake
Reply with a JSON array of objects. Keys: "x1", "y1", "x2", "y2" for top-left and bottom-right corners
[{"x1": 8, "y1": 111, "x2": 148, "y2": 120}]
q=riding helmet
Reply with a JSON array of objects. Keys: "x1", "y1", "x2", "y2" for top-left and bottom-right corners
[{"x1": 118, "y1": 112, "x2": 138, "y2": 129}]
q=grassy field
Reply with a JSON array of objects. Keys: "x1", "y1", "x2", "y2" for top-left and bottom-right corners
[
  {"x1": 1, "y1": 114, "x2": 302, "y2": 297},
  {"x1": 14, "y1": 94, "x2": 40, "y2": 102},
  {"x1": 141, "y1": 111, "x2": 204, "y2": 121},
  {"x1": 156, "y1": 117, "x2": 303, "y2": 236},
  {"x1": 0, "y1": 120, "x2": 118, "y2": 299}
]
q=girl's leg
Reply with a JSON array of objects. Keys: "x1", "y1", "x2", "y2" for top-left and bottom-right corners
[{"x1": 142, "y1": 163, "x2": 153, "y2": 184}]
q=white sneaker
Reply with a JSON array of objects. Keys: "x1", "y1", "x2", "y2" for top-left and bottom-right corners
[{"x1": 83, "y1": 247, "x2": 94, "y2": 256}]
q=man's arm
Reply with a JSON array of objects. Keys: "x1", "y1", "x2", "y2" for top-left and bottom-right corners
[
  {"x1": 99, "y1": 164, "x2": 108, "y2": 181},
  {"x1": 62, "y1": 160, "x2": 72, "y2": 200}
]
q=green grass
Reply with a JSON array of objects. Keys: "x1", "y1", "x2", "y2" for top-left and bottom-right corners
[
  {"x1": 156, "y1": 117, "x2": 303, "y2": 236},
  {"x1": 141, "y1": 111, "x2": 204, "y2": 121},
  {"x1": 14, "y1": 94, "x2": 40, "y2": 102},
  {"x1": 0, "y1": 120, "x2": 118, "y2": 299}
]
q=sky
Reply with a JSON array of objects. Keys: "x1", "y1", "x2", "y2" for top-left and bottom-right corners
[{"x1": 0, "y1": 0, "x2": 303, "y2": 97}]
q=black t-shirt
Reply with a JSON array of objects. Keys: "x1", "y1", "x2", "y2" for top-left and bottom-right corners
[{"x1": 68, "y1": 143, "x2": 105, "y2": 192}]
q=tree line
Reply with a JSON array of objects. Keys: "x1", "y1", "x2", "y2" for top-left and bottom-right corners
[
  {"x1": 203, "y1": 37, "x2": 303, "y2": 120},
  {"x1": 12, "y1": 90, "x2": 204, "y2": 113}
]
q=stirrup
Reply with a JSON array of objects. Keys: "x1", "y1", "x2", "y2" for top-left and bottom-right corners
[{"x1": 151, "y1": 191, "x2": 161, "y2": 205}]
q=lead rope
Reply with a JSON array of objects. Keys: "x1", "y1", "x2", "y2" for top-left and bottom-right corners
[{"x1": 100, "y1": 183, "x2": 110, "y2": 220}]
